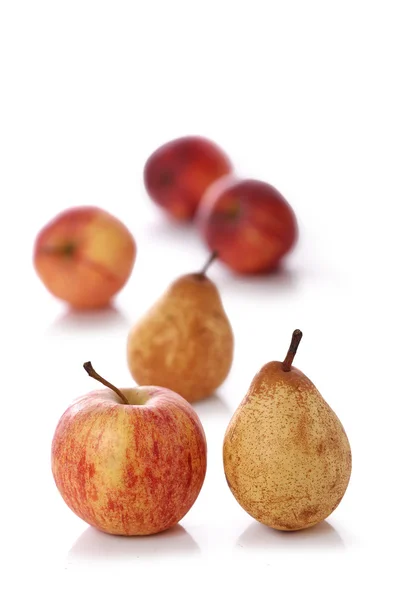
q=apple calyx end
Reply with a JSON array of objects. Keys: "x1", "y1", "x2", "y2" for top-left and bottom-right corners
[{"x1": 41, "y1": 242, "x2": 76, "y2": 257}]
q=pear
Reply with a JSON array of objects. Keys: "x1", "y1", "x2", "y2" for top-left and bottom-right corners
[
  {"x1": 223, "y1": 330, "x2": 351, "y2": 530},
  {"x1": 127, "y1": 253, "x2": 234, "y2": 402}
]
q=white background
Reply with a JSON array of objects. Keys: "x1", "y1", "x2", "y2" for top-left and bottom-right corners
[{"x1": 1, "y1": 1, "x2": 399, "y2": 597}]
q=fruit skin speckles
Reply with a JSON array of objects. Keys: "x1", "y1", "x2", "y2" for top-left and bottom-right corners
[
  {"x1": 127, "y1": 258, "x2": 234, "y2": 403},
  {"x1": 223, "y1": 331, "x2": 351, "y2": 531}
]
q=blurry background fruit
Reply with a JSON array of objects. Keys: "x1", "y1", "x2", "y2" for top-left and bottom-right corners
[
  {"x1": 34, "y1": 206, "x2": 136, "y2": 309},
  {"x1": 127, "y1": 254, "x2": 234, "y2": 401},
  {"x1": 144, "y1": 136, "x2": 232, "y2": 221},
  {"x1": 197, "y1": 178, "x2": 298, "y2": 274}
]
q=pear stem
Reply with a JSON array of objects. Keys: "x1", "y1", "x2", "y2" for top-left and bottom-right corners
[
  {"x1": 282, "y1": 329, "x2": 303, "y2": 372},
  {"x1": 199, "y1": 251, "x2": 218, "y2": 277},
  {"x1": 83, "y1": 362, "x2": 129, "y2": 404}
]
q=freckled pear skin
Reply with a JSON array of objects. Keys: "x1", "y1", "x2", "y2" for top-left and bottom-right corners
[
  {"x1": 51, "y1": 364, "x2": 207, "y2": 536},
  {"x1": 223, "y1": 331, "x2": 352, "y2": 531},
  {"x1": 127, "y1": 255, "x2": 234, "y2": 402}
]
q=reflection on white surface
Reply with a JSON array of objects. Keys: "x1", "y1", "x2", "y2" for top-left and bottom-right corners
[
  {"x1": 192, "y1": 393, "x2": 232, "y2": 419},
  {"x1": 68, "y1": 524, "x2": 200, "y2": 563},
  {"x1": 48, "y1": 305, "x2": 129, "y2": 335},
  {"x1": 218, "y1": 265, "x2": 300, "y2": 296},
  {"x1": 237, "y1": 520, "x2": 345, "y2": 551}
]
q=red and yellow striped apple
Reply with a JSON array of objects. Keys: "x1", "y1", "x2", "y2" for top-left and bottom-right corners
[
  {"x1": 34, "y1": 206, "x2": 136, "y2": 309},
  {"x1": 51, "y1": 363, "x2": 207, "y2": 536}
]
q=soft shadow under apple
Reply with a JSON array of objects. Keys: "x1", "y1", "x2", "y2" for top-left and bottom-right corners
[
  {"x1": 193, "y1": 393, "x2": 231, "y2": 419},
  {"x1": 47, "y1": 305, "x2": 129, "y2": 336},
  {"x1": 68, "y1": 524, "x2": 200, "y2": 563},
  {"x1": 218, "y1": 265, "x2": 299, "y2": 296},
  {"x1": 237, "y1": 520, "x2": 345, "y2": 551}
]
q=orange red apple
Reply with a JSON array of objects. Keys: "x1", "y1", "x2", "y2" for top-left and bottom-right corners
[
  {"x1": 144, "y1": 136, "x2": 232, "y2": 221},
  {"x1": 197, "y1": 178, "x2": 298, "y2": 274},
  {"x1": 51, "y1": 363, "x2": 207, "y2": 536},
  {"x1": 34, "y1": 206, "x2": 136, "y2": 309}
]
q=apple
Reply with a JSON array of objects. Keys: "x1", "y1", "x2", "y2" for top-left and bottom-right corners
[
  {"x1": 51, "y1": 363, "x2": 207, "y2": 536},
  {"x1": 197, "y1": 177, "x2": 298, "y2": 274},
  {"x1": 144, "y1": 136, "x2": 232, "y2": 221},
  {"x1": 34, "y1": 206, "x2": 136, "y2": 309}
]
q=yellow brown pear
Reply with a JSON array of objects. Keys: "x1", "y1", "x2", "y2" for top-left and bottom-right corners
[
  {"x1": 223, "y1": 330, "x2": 352, "y2": 530},
  {"x1": 127, "y1": 254, "x2": 234, "y2": 402}
]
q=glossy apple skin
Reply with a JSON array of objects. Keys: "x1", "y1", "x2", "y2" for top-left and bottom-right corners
[
  {"x1": 51, "y1": 386, "x2": 207, "y2": 535},
  {"x1": 34, "y1": 206, "x2": 136, "y2": 309},
  {"x1": 197, "y1": 178, "x2": 298, "y2": 274},
  {"x1": 144, "y1": 136, "x2": 232, "y2": 220}
]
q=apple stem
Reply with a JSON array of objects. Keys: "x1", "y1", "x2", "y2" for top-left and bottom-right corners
[
  {"x1": 199, "y1": 251, "x2": 218, "y2": 276},
  {"x1": 282, "y1": 329, "x2": 303, "y2": 372},
  {"x1": 83, "y1": 362, "x2": 129, "y2": 405}
]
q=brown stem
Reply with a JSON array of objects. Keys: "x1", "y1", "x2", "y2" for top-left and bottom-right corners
[
  {"x1": 282, "y1": 329, "x2": 303, "y2": 372},
  {"x1": 199, "y1": 251, "x2": 218, "y2": 277},
  {"x1": 83, "y1": 362, "x2": 129, "y2": 404}
]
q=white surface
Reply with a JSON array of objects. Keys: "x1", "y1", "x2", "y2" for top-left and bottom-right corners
[{"x1": 1, "y1": 1, "x2": 399, "y2": 598}]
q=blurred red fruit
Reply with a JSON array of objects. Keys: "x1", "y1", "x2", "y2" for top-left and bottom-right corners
[
  {"x1": 197, "y1": 178, "x2": 298, "y2": 274},
  {"x1": 34, "y1": 206, "x2": 136, "y2": 308},
  {"x1": 144, "y1": 136, "x2": 232, "y2": 221}
]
